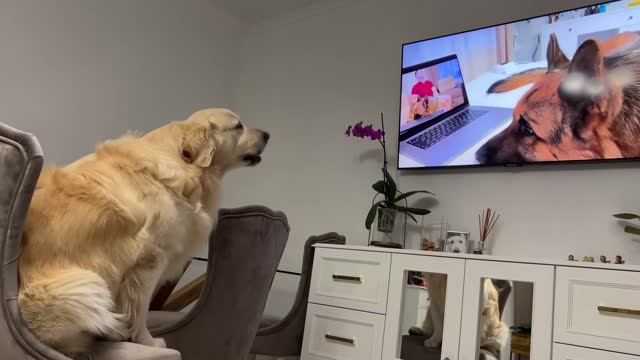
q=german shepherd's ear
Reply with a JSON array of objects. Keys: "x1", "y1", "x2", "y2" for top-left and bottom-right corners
[
  {"x1": 181, "y1": 121, "x2": 219, "y2": 167},
  {"x1": 563, "y1": 39, "x2": 622, "y2": 150},
  {"x1": 569, "y1": 39, "x2": 604, "y2": 80},
  {"x1": 559, "y1": 39, "x2": 606, "y2": 105},
  {"x1": 547, "y1": 33, "x2": 570, "y2": 72}
]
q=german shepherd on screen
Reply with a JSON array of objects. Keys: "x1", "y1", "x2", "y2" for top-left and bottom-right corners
[{"x1": 476, "y1": 32, "x2": 640, "y2": 164}]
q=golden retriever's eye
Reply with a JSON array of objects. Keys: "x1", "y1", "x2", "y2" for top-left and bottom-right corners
[
  {"x1": 234, "y1": 122, "x2": 243, "y2": 130},
  {"x1": 517, "y1": 116, "x2": 536, "y2": 137}
]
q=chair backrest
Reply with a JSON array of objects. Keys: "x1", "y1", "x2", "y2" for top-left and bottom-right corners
[
  {"x1": 251, "y1": 233, "x2": 346, "y2": 356},
  {"x1": 0, "y1": 123, "x2": 68, "y2": 360},
  {"x1": 156, "y1": 205, "x2": 289, "y2": 360}
]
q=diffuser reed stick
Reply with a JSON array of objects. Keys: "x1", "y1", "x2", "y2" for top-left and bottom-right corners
[{"x1": 479, "y1": 208, "x2": 500, "y2": 242}]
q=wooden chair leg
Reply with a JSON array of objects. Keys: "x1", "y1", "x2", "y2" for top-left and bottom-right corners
[{"x1": 162, "y1": 274, "x2": 206, "y2": 311}]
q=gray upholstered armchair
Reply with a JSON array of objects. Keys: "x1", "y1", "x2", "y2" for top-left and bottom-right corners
[
  {"x1": 0, "y1": 122, "x2": 290, "y2": 360},
  {"x1": 149, "y1": 206, "x2": 290, "y2": 360}
]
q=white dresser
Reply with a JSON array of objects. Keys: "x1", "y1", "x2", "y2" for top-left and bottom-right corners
[{"x1": 300, "y1": 244, "x2": 640, "y2": 360}]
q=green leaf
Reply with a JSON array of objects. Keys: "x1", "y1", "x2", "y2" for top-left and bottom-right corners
[
  {"x1": 365, "y1": 202, "x2": 382, "y2": 230},
  {"x1": 382, "y1": 168, "x2": 397, "y2": 201},
  {"x1": 395, "y1": 206, "x2": 431, "y2": 216},
  {"x1": 372, "y1": 180, "x2": 386, "y2": 194},
  {"x1": 393, "y1": 190, "x2": 435, "y2": 204},
  {"x1": 624, "y1": 225, "x2": 640, "y2": 236},
  {"x1": 614, "y1": 213, "x2": 640, "y2": 220},
  {"x1": 406, "y1": 213, "x2": 418, "y2": 223}
]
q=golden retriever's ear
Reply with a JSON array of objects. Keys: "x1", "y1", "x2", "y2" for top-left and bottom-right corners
[{"x1": 181, "y1": 121, "x2": 219, "y2": 167}]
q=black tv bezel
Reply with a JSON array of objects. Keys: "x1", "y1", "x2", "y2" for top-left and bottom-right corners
[{"x1": 395, "y1": 0, "x2": 638, "y2": 170}]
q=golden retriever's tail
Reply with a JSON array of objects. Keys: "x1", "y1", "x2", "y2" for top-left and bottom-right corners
[{"x1": 18, "y1": 267, "x2": 128, "y2": 354}]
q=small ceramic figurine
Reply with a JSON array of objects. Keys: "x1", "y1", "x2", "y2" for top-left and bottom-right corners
[
  {"x1": 599, "y1": 255, "x2": 610, "y2": 263},
  {"x1": 422, "y1": 239, "x2": 436, "y2": 251},
  {"x1": 615, "y1": 255, "x2": 625, "y2": 265},
  {"x1": 568, "y1": 255, "x2": 576, "y2": 261},
  {"x1": 582, "y1": 256, "x2": 595, "y2": 262}
]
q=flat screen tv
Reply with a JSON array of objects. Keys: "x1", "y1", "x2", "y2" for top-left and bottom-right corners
[{"x1": 398, "y1": 0, "x2": 640, "y2": 169}]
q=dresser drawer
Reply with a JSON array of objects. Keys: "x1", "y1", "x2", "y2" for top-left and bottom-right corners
[
  {"x1": 554, "y1": 343, "x2": 639, "y2": 359},
  {"x1": 554, "y1": 267, "x2": 640, "y2": 355},
  {"x1": 301, "y1": 303, "x2": 385, "y2": 360},
  {"x1": 309, "y1": 248, "x2": 391, "y2": 314}
]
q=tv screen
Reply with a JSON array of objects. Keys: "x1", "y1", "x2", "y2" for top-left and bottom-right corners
[{"x1": 398, "y1": 0, "x2": 640, "y2": 169}]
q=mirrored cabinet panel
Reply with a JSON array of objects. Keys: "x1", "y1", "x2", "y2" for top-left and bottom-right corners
[
  {"x1": 382, "y1": 255, "x2": 465, "y2": 360},
  {"x1": 465, "y1": 278, "x2": 533, "y2": 360},
  {"x1": 459, "y1": 261, "x2": 554, "y2": 360}
]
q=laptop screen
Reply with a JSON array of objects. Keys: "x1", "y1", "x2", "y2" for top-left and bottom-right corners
[{"x1": 399, "y1": 55, "x2": 468, "y2": 135}]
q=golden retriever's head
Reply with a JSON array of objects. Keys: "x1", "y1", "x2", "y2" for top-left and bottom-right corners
[{"x1": 178, "y1": 108, "x2": 270, "y2": 171}]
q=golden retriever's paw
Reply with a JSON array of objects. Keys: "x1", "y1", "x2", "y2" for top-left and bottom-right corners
[
  {"x1": 133, "y1": 330, "x2": 167, "y2": 348},
  {"x1": 424, "y1": 336, "x2": 442, "y2": 348}
]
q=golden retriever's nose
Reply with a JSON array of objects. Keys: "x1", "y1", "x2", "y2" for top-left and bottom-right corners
[{"x1": 262, "y1": 131, "x2": 270, "y2": 143}]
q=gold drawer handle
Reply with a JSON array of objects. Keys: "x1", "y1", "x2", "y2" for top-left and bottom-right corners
[
  {"x1": 332, "y1": 274, "x2": 362, "y2": 283},
  {"x1": 598, "y1": 305, "x2": 640, "y2": 316},
  {"x1": 325, "y1": 334, "x2": 356, "y2": 345}
]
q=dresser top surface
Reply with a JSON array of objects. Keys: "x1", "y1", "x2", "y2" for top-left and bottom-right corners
[{"x1": 313, "y1": 244, "x2": 640, "y2": 272}]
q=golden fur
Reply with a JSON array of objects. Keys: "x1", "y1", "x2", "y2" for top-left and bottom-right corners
[
  {"x1": 479, "y1": 279, "x2": 509, "y2": 357},
  {"x1": 420, "y1": 276, "x2": 508, "y2": 355},
  {"x1": 18, "y1": 108, "x2": 269, "y2": 355}
]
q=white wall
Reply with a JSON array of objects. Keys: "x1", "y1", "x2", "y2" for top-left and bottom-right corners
[
  {"x1": 0, "y1": 0, "x2": 245, "y2": 164},
  {"x1": 225, "y1": 0, "x2": 640, "y2": 317}
]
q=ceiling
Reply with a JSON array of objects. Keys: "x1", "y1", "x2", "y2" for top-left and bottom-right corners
[{"x1": 211, "y1": 0, "x2": 320, "y2": 24}]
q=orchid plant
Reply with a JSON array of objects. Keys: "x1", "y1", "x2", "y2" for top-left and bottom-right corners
[{"x1": 345, "y1": 114, "x2": 434, "y2": 231}]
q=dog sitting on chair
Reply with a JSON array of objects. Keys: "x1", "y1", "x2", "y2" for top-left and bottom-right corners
[{"x1": 18, "y1": 108, "x2": 269, "y2": 357}]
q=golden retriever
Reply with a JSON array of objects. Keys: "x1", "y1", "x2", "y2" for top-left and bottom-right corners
[
  {"x1": 18, "y1": 108, "x2": 269, "y2": 356},
  {"x1": 415, "y1": 276, "x2": 508, "y2": 357}
]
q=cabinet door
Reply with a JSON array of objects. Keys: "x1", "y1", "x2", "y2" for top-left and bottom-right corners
[
  {"x1": 381, "y1": 254, "x2": 465, "y2": 360},
  {"x1": 458, "y1": 260, "x2": 554, "y2": 360}
]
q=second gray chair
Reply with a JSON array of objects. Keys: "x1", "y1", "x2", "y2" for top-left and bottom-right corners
[{"x1": 249, "y1": 232, "x2": 346, "y2": 358}]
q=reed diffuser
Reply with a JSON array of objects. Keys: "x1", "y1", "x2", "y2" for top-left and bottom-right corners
[{"x1": 476, "y1": 208, "x2": 500, "y2": 254}]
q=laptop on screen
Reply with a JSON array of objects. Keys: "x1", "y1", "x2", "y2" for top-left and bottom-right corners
[{"x1": 399, "y1": 55, "x2": 512, "y2": 166}]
